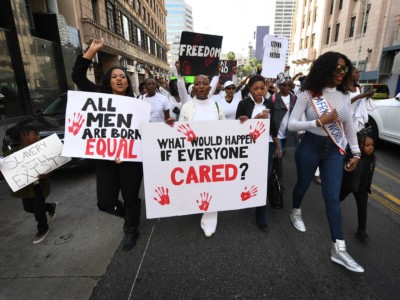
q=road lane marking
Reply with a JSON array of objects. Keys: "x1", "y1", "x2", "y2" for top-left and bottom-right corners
[
  {"x1": 371, "y1": 184, "x2": 400, "y2": 205},
  {"x1": 375, "y1": 167, "x2": 400, "y2": 185},
  {"x1": 128, "y1": 218, "x2": 159, "y2": 300},
  {"x1": 370, "y1": 193, "x2": 400, "y2": 214}
]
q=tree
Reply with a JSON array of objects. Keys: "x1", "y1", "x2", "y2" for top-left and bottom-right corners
[{"x1": 227, "y1": 51, "x2": 235, "y2": 60}]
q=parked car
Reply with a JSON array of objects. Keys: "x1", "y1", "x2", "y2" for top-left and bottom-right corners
[
  {"x1": 368, "y1": 93, "x2": 400, "y2": 145},
  {"x1": 2, "y1": 93, "x2": 94, "y2": 168}
]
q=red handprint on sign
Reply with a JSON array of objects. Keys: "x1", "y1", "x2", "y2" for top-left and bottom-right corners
[
  {"x1": 196, "y1": 192, "x2": 212, "y2": 211},
  {"x1": 249, "y1": 121, "x2": 266, "y2": 141},
  {"x1": 192, "y1": 34, "x2": 203, "y2": 46},
  {"x1": 154, "y1": 186, "x2": 170, "y2": 206},
  {"x1": 68, "y1": 112, "x2": 85, "y2": 136},
  {"x1": 204, "y1": 55, "x2": 216, "y2": 67},
  {"x1": 181, "y1": 60, "x2": 191, "y2": 75},
  {"x1": 240, "y1": 185, "x2": 258, "y2": 201},
  {"x1": 177, "y1": 124, "x2": 197, "y2": 142}
]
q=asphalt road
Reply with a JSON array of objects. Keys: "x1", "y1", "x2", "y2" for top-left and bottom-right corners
[{"x1": 90, "y1": 145, "x2": 400, "y2": 300}]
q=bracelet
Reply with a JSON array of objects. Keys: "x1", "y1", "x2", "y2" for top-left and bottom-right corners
[{"x1": 317, "y1": 118, "x2": 323, "y2": 127}]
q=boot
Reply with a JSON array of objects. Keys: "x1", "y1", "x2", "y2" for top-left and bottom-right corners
[
  {"x1": 331, "y1": 239, "x2": 364, "y2": 273},
  {"x1": 99, "y1": 200, "x2": 125, "y2": 218},
  {"x1": 122, "y1": 203, "x2": 141, "y2": 251}
]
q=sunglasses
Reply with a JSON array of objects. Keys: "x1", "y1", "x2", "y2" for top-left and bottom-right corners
[
  {"x1": 225, "y1": 86, "x2": 235, "y2": 90},
  {"x1": 336, "y1": 64, "x2": 349, "y2": 74}
]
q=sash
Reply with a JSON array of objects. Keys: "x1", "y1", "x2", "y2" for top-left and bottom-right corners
[{"x1": 311, "y1": 96, "x2": 346, "y2": 154}]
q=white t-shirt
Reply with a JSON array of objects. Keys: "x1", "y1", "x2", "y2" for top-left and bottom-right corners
[
  {"x1": 191, "y1": 98, "x2": 220, "y2": 121},
  {"x1": 215, "y1": 91, "x2": 242, "y2": 120},
  {"x1": 142, "y1": 93, "x2": 171, "y2": 122},
  {"x1": 278, "y1": 94, "x2": 291, "y2": 139}
]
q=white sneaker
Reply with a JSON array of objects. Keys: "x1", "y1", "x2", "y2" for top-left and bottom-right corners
[
  {"x1": 331, "y1": 239, "x2": 364, "y2": 273},
  {"x1": 204, "y1": 231, "x2": 214, "y2": 238},
  {"x1": 290, "y1": 208, "x2": 306, "y2": 232}
]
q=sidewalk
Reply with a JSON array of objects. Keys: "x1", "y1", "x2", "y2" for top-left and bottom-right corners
[{"x1": 0, "y1": 167, "x2": 124, "y2": 300}]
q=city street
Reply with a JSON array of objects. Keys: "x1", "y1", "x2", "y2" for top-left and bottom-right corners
[{"x1": 0, "y1": 144, "x2": 399, "y2": 299}]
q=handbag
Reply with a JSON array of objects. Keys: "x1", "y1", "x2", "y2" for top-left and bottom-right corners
[{"x1": 268, "y1": 156, "x2": 284, "y2": 209}]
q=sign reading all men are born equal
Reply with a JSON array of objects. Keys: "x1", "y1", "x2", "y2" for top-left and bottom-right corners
[
  {"x1": 261, "y1": 35, "x2": 288, "y2": 78},
  {"x1": 0, "y1": 134, "x2": 71, "y2": 192},
  {"x1": 141, "y1": 119, "x2": 270, "y2": 219},
  {"x1": 62, "y1": 91, "x2": 151, "y2": 161}
]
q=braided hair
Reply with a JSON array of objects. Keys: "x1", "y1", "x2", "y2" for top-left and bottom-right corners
[{"x1": 357, "y1": 127, "x2": 376, "y2": 160}]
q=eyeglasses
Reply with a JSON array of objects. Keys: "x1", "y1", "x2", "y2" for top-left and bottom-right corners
[
  {"x1": 225, "y1": 86, "x2": 235, "y2": 90},
  {"x1": 336, "y1": 64, "x2": 349, "y2": 74}
]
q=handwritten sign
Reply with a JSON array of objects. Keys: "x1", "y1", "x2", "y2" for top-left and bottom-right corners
[
  {"x1": 179, "y1": 31, "x2": 223, "y2": 76},
  {"x1": 62, "y1": 91, "x2": 151, "y2": 161},
  {"x1": 0, "y1": 134, "x2": 71, "y2": 192},
  {"x1": 141, "y1": 120, "x2": 270, "y2": 218},
  {"x1": 219, "y1": 60, "x2": 237, "y2": 84},
  {"x1": 261, "y1": 35, "x2": 288, "y2": 78}
]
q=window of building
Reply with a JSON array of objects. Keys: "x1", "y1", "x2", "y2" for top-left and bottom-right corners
[
  {"x1": 307, "y1": 12, "x2": 311, "y2": 25},
  {"x1": 106, "y1": 1, "x2": 116, "y2": 32},
  {"x1": 311, "y1": 33, "x2": 315, "y2": 47},
  {"x1": 137, "y1": 27, "x2": 142, "y2": 47},
  {"x1": 314, "y1": 8, "x2": 317, "y2": 22},
  {"x1": 363, "y1": 6, "x2": 370, "y2": 34},
  {"x1": 339, "y1": 0, "x2": 343, "y2": 9},
  {"x1": 349, "y1": 16, "x2": 356, "y2": 37},
  {"x1": 138, "y1": 1, "x2": 141, "y2": 15},
  {"x1": 122, "y1": 14, "x2": 130, "y2": 41},
  {"x1": 300, "y1": 38, "x2": 303, "y2": 50},
  {"x1": 25, "y1": 0, "x2": 36, "y2": 31},
  {"x1": 305, "y1": 36, "x2": 309, "y2": 48},
  {"x1": 330, "y1": 0, "x2": 334, "y2": 14},
  {"x1": 334, "y1": 23, "x2": 340, "y2": 42},
  {"x1": 326, "y1": 27, "x2": 331, "y2": 44},
  {"x1": 92, "y1": 0, "x2": 99, "y2": 23},
  {"x1": 147, "y1": 36, "x2": 151, "y2": 53}
]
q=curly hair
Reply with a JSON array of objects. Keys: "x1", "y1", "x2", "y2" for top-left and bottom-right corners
[
  {"x1": 357, "y1": 127, "x2": 376, "y2": 159},
  {"x1": 101, "y1": 67, "x2": 134, "y2": 97},
  {"x1": 303, "y1": 51, "x2": 352, "y2": 97}
]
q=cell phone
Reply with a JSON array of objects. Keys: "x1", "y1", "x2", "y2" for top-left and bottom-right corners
[{"x1": 263, "y1": 109, "x2": 270, "y2": 114}]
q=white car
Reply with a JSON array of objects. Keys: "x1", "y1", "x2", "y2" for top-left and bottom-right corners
[{"x1": 368, "y1": 93, "x2": 400, "y2": 145}]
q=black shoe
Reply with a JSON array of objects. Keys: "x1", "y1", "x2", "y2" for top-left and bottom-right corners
[
  {"x1": 355, "y1": 231, "x2": 371, "y2": 242},
  {"x1": 122, "y1": 228, "x2": 139, "y2": 251},
  {"x1": 313, "y1": 176, "x2": 321, "y2": 185},
  {"x1": 256, "y1": 223, "x2": 269, "y2": 232},
  {"x1": 33, "y1": 228, "x2": 50, "y2": 244},
  {"x1": 48, "y1": 202, "x2": 58, "y2": 220}
]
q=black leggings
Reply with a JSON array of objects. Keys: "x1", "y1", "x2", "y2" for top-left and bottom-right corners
[
  {"x1": 340, "y1": 189, "x2": 369, "y2": 232},
  {"x1": 96, "y1": 160, "x2": 143, "y2": 210},
  {"x1": 22, "y1": 185, "x2": 52, "y2": 231}
]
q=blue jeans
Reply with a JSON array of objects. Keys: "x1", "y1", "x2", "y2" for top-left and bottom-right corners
[
  {"x1": 292, "y1": 132, "x2": 345, "y2": 242},
  {"x1": 255, "y1": 141, "x2": 275, "y2": 225}
]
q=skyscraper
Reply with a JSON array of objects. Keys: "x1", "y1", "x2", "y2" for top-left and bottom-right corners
[
  {"x1": 274, "y1": 0, "x2": 296, "y2": 63},
  {"x1": 255, "y1": 26, "x2": 270, "y2": 61},
  {"x1": 166, "y1": 0, "x2": 193, "y2": 74}
]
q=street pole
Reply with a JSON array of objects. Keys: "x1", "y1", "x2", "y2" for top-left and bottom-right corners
[{"x1": 356, "y1": 0, "x2": 368, "y2": 68}]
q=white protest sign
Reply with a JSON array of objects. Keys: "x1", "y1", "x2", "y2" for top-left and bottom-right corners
[
  {"x1": 62, "y1": 91, "x2": 151, "y2": 161},
  {"x1": 141, "y1": 120, "x2": 270, "y2": 219},
  {"x1": 0, "y1": 134, "x2": 71, "y2": 192},
  {"x1": 261, "y1": 35, "x2": 288, "y2": 78}
]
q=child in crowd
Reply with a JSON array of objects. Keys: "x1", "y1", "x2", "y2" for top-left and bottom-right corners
[
  {"x1": 340, "y1": 128, "x2": 376, "y2": 242},
  {"x1": 1, "y1": 126, "x2": 57, "y2": 244}
]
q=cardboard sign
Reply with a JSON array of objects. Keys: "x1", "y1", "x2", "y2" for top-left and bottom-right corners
[
  {"x1": 179, "y1": 31, "x2": 223, "y2": 76},
  {"x1": 219, "y1": 60, "x2": 237, "y2": 84},
  {"x1": 0, "y1": 134, "x2": 71, "y2": 192},
  {"x1": 261, "y1": 35, "x2": 288, "y2": 78},
  {"x1": 141, "y1": 120, "x2": 270, "y2": 218},
  {"x1": 62, "y1": 91, "x2": 151, "y2": 161}
]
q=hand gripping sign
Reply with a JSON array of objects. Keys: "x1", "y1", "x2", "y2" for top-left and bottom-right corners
[{"x1": 140, "y1": 119, "x2": 270, "y2": 218}]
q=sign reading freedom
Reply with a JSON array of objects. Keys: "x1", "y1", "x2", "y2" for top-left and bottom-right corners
[
  {"x1": 141, "y1": 120, "x2": 270, "y2": 219},
  {"x1": 0, "y1": 134, "x2": 71, "y2": 192},
  {"x1": 62, "y1": 91, "x2": 151, "y2": 162},
  {"x1": 179, "y1": 31, "x2": 223, "y2": 77}
]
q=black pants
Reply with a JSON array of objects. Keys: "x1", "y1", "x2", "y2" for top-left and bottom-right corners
[
  {"x1": 22, "y1": 185, "x2": 52, "y2": 232},
  {"x1": 96, "y1": 160, "x2": 143, "y2": 210},
  {"x1": 340, "y1": 189, "x2": 369, "y2": 232}
]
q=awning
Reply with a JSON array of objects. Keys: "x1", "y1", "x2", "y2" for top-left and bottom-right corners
[{"x1": 382, "y1": 44, "x2": 400, "y2": 54}]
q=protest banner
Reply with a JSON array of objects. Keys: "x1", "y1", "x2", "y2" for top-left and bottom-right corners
[
  {"x1": 219, "y1": 60, "x2": 237, "y2": 84},
  {"x1": 179, "y1": 31, "x2": 223, "y2": 77},
  {"x1": 261, "y1": 35, "x2": 288, "y2": 78},
  {"x1": 141, "y1": 119, "x2": 270, "y2": 218},
  {"x1": 62, "y1": 91, "x2": 151, "y2": 161},
  {"x1": 0, "y1": 134, "x2": 71, "y2": 192}
]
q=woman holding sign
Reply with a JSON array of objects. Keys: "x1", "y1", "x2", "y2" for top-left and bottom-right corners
[
  {"x1": 235, "y1": 75, "x2": 280, "y2": 233},
  {"x1": 72, "y1": 38, "x2": 142, "y2": 251},
  {"x1": 288, "y1": 52, "x2": 364, "y2": 272}
]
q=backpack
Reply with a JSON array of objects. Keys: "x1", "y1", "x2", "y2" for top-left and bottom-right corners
[{"x1": 268, "y1": 156, "x2": 284, "y2": 209}]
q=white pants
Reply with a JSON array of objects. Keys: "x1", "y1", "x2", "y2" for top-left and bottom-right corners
[{"x1": 201, "y1": 212, "x2": 218, "y2": 234}]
